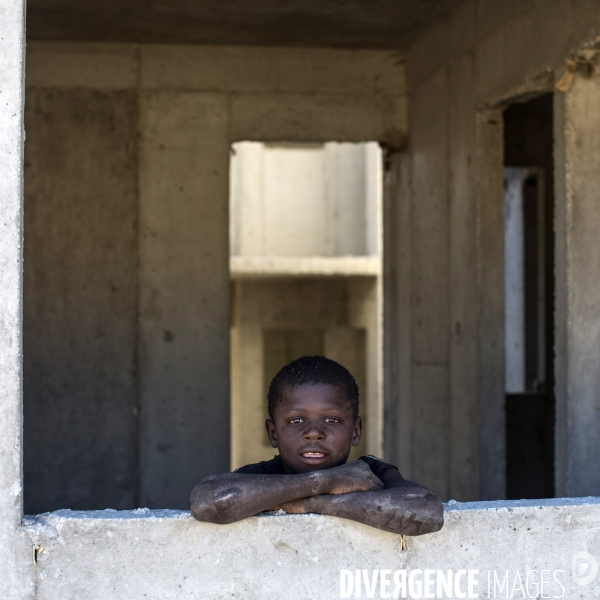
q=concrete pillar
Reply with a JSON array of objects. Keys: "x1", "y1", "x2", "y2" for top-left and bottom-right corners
[
  {"x1": 138, "y1": 91, "x2": 230, "y2": 508},
  {"x1": 0, "y1": 0, "x2": 34, "y2": 596},
  {"x1": 555, "y1": 74, "x2": 600, "y2": 497},
  {"x1": 410, "y1": 70, "x2": 451, "y2": 500},
  {"x1": 382, "y1": 152, "x2": 413, "y2": 478},
  {"x1": 448, "y1": 53, "x2": 479, "y2": 501},
  {"x1": 475, "y1": 109, "x2": 505, "y2": 501}
]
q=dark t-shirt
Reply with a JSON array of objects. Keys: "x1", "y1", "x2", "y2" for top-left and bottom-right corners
[{"x1": 234, "y1": 454, "x2": 398, "y2": 481}]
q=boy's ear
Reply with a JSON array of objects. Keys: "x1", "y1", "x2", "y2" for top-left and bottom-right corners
[
  {"x1": 351, "y1": 416, "x2": 362, "y2": 447},
  {"x1": 265, "y1": 419, "x2": 279, "y2": 448}
]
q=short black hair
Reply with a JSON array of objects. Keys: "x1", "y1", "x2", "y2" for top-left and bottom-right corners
[{"x1": 267, "y1": 355, "x2": 359, "y2": 420}]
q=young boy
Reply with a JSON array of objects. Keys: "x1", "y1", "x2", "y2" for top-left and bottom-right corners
[{"x1": 190, "y1": 356, "x2": 443, "y2": 536}]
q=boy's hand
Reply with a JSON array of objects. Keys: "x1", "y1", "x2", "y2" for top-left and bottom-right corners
[
  {"x1": 270, "y1": 497, "x2": 315, "y2": 514},
  {"x1": 324, "y1": 460, "x2": 384, "y2": 494}
]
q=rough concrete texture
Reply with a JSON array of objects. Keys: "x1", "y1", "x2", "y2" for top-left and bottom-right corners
[
  {"x1": 395, "y1": 0, "x2": 600, "y2": 502},
  {"x1": 474, "y1": 109, "x2": 505, "y2": 502},
  {"x1": 382, "y1": 153, "x2": 413, "y2": 480},
  {"x1": 23, "y1": 42, "x2": 405, "y2": 512},
  {"x1": 138, "y1": 91, "x2": 231, "y2": 509},
  {"x1": 23, "y1": 88, "x2": 139, "y2": 514},
  {"x1": 554, "y1": 70, "x2": 600, "y2": 497},
  {"x1": 25, "y1": 0, "x2": 464, "y2": 50},
  {"x1": 447, "y1": 51, "x2": 479, "y2": 502},
  {"x1": 406, "y1": 69, "x2": 451, "y2": 501},
  {"x1": 22, "y1": 498, "x2": 600, "y2": 599},
  {"x1": 140, "y1": 45, "x2": 406, "y2": 95},
  {"x1": 0, "y1": 0, "x2": 35, "y2": 597}
]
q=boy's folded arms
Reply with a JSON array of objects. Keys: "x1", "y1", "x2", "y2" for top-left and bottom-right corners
[{"x1": 190, "y1": 356, "x2": 443, "y2": 536}]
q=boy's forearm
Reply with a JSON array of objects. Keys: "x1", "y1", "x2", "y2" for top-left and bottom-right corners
[
  {"x1": 294, "y1": 488, "x2": 444, "y2": 536},
  {"x1": 190, "y1": 472, "x2": 330, "y2": 524}
]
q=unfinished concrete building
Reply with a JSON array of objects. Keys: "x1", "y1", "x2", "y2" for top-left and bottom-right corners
[{"x1": 1, "y1": 0, "x2": 600, "y2": 598}]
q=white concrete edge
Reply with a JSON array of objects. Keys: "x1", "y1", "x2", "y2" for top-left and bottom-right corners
[
  {"x1": 230, "y1": 255, "x2": 382, "y2": 278},
  {"x1": 21, "y1": 496, "x2": 600, "y2": 528}
]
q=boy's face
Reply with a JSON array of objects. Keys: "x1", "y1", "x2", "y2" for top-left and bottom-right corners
[{"x1": 265, "y1": 383, "x2": 361, "y2": 474}]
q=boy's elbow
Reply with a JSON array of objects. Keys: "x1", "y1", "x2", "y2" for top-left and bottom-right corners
[
  {"x1": 190, "y1": 479, "x2": 243, "y2": 525},
  {"x1": 420, "y1": 493, "x2": 444, "y2": 534}
]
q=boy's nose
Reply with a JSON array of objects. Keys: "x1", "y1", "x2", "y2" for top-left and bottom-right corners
[{"x1": 302, "y1": 422, "x2": 325, "y2": 440}]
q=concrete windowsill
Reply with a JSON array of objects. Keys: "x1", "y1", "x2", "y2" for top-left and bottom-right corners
[{"x1": 21, "y1": 497, "x2": 600, "y2": 599}]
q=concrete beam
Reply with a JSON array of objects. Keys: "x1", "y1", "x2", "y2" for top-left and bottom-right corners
[
  {"x1": 140, "y1": 45, "x2": 406, "y2": 96},
  {"x1": 0, "y1": 0, "x2": 34, "y2": 596}
]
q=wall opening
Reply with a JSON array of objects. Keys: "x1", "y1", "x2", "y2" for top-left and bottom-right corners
[
  {"x1": 229, "y1": 141, "x2": 383, "y2": 470},
  {"x1": 503, "y1": 94, "x2": 555, "y2": 500}
]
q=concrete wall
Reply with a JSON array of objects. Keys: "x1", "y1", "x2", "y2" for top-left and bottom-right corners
[
  {"x1": 24, "y1": 88, "x2": 139, "y2": 513},
  {"x1": 230, "y1": 141, "x2": 381, "y2": 257},
  {"x1": 390, "y1": 0, "x2": 600, "y2": 502},
  {"x1": 23, "y1": 42, "x2": 406, "y2": 511},
  {"x1": 23, "y1": 498, "x2": 600, "y2": 599}
]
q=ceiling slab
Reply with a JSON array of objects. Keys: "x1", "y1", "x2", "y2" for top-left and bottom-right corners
[{"x1": 27, "y1": 0, "x2": 463, "y2": 49}]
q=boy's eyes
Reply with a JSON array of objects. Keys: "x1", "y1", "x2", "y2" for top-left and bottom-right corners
[{"x1": 286, "y1": 417, "x2": 342, "y2": 424}]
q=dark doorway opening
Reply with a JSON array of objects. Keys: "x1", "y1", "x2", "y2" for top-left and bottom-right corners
[{"x1": 503, "y1": 94, "x2": 555, "y2": 500}]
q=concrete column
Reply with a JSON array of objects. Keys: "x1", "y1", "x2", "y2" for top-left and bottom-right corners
[
  {"x1": 475, "y1": 109, "x2": 505, "y2": 500},
  {"x1": 138, "y1": 91, "x2": 230, "y2": 508},
  {"x1": 555, "y1": 74, "x2": 600, "y2": 497},
  {"x1": 448, "y1": 52, "x2": 479, "y2": 501},
  {"x1": 409, "y1": 70, "x2": 451, "y2": 500},
  {"x1": 383, "y1": 153, "x2": 413, "y2": 478},
  {"x1": 0, "y1": 0, "x2": 34, "y2": 596}
]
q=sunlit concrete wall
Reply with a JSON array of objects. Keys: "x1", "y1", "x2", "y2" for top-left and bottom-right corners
[
  {"x1": 22, "y1": 42, "x2": 406, "y2": 512},
  {"x1": 386, "y1": 0, "x2": 600, "y2": 503},
  {"x1": 23, "y1": 498, "x2": 600, "y2": 599},
  {"x1": 230, "y1": 142, "x2": 381, "y2": 258}
]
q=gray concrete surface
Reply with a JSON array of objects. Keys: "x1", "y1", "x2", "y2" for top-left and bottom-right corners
[
  {"x1": 0, "y1": 0, "x2": 34, "y2": 597},
  {"x1": 554, "y1": 70, "x2": 600, "y2": 497},
  {"x1": 23, "y1": 88, "x2": 139, "y2": 514},
  {"x1": 448, "y1": 51, "x2": 479, "y2": 502},
  {"x1": 138, "y1": 90, "x2": 231, "y2": 508},
  {"x1": 25, "y1": 0, "x2": 464, "y2": 50},
  {"x1": 22, "y1": 498, "x2": 600, "y2": 599}
]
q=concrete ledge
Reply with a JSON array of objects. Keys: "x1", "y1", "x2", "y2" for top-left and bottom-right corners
[
  {"x1": 230, "y1": 256, "x2": 381, "y2": 278},
  {"x1": 22, "y1": 498, "x2": 600, "y2": 599}
]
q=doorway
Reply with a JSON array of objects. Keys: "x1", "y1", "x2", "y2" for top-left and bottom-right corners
[{"x1": 503, "y1": 94, "x2": 555, "y2": 499}]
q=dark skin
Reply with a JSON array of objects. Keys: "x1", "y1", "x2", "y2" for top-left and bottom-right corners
[{"x1": 190, "y1": 383, "x2": 444, "y2": 535}]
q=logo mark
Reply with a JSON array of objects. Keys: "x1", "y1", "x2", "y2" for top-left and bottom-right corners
[{"x1": 572, "y1": 551, "x2": 598, "y2": 586}]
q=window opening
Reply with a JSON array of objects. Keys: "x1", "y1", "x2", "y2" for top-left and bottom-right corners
[{"x1": 229, "y1": 141, "x2": 383, "y2": 470}]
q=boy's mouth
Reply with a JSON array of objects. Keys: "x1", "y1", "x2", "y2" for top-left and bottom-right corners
[{"x1": 300, "y1": 451, "x2": 328, "y2": 464}]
